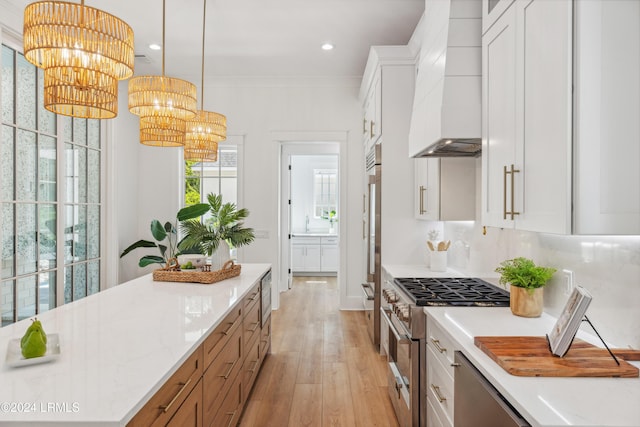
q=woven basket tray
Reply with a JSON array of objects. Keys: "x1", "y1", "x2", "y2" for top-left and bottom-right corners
[{"x1": 153, "y1": 259, "x2": 241, "y2": 284}]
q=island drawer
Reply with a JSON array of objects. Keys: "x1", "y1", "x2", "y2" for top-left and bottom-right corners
[
  {"x1": 209, "y1": 372, "x2": 243, "y2": 427},
  {"x1": 127, "y1": 345, "x2": 203, "y2": 427},
  {"x1": 203, "y1": 305, "x2": 242, "y2": 368},
  {"x1": 243, "y1": 332, "x2": 261, "y2": 401},
  {"x1": 202, "y1": 320, "x2": 243, "y2": 423},
  {"x1": 243, "y1": 297, "x2": 261, "y2": 348},
  {"x1": 244, "y1": 281, "x2": 261, "y2": 311}
]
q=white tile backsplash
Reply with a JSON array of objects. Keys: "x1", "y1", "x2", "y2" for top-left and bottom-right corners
[{"x1": 444, "y1": 221, "x2": 640, "y2": 348}]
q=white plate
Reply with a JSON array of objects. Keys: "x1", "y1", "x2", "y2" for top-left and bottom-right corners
[{"x1": 5, "y1": 333, "x2": 60, "y2": 368}]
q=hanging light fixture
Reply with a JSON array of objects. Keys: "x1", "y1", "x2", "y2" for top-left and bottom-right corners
[
  {"x1": 184, "y1": 0, "x2": 226, "y2": 160},
  {"x1": 184, "y1": 141, "x2": 219, "y2": 162},
  {"x1": 23, "y1": 0, "x2": 135, "y2": 119},
  {"x1": 128, "y1": 0, "x2": 197, "y2": 147}
]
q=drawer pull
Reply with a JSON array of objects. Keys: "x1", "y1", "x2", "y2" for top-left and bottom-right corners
[
  {"x1": 430, "y1": 338, "x2": 447, "y2": 353},
  {"x1": 159, "y1": 377, "x2": 192, "y2": 413},
  {"x1": 431, "y1": 384, "x2": 446, "y2": 403},
  {"x1": 221, "y1": 322, "x2": 235, "y2": 336},
  {"x1": 226, "y1": 410, "x2": 237, "y2": 427},
  {"x1": 219, "y1": 360, "x2": 238, "y2": 380},
  {"x1": 250, "y1": 292, "x2": 259, "y2": 301},
  {"x1": 249, "y1": 322, "x2": 260, "y2": 333},
  {"x1": 248, "y1": 360, "x2": 259, "y2": 373}
]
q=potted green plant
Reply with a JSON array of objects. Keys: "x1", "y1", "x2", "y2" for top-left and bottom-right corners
[
  {"x1": 120, "y1": 203, "x2": 209, "y2": 267},
  {"x1": 495, "y1": 257, "x2": 556, "y2": 317},
  {"x1": 179, "y1": 193, "x2": 255, "y2": 270},
  {"x1": 321, "y1": 209, "x2": 338, "y2": 233}
]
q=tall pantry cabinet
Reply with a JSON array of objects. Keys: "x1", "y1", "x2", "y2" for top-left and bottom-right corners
[{"x1": 481, "y1": 0, "x2": 640, "y2": 235}]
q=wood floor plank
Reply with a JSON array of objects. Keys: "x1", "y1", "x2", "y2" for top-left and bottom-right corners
[
  {"x1": 322, "y1": 362, "x2": 357, "y2": 427},
  {"x1": 239, "y1": 276, "x2": 399, "y2": 427},
  {"x1": 288, "y1": 384, "x2": 323, "y2": 427}
]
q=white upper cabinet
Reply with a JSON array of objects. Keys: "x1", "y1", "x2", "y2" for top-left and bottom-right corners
[
  {"x1": 415, "y1": 158, "x2": 476, "y2": 221},
  {"x1": 481, "y1": 0, "x2": 640, "y2": 235},
  {"x1": 572, "y1": 0, "x2": 640, "y2": 234},
  {"x1": 481, "y1": 0, "x2": 515, "y2": 34}
]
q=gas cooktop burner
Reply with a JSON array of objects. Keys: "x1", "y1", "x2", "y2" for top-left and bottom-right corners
[{"x1": 393, "y1": 277, "x2": 510, "y2": 307}]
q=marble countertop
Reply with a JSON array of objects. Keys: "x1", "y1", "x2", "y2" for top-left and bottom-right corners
[
  {"x1": 425, "y1": 307, "x2": 640, "y2": 427},
  {"x1": 291, "y1": 233, "x2": 338, "y2": 237},
  {"x1": 0, "y1": 263, "x2": 271, "y2": 426}
]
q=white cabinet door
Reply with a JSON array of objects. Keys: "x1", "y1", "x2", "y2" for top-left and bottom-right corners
[
  {"x1": 481, "y1": 4, "x2": 517, "y2": 229},
  {"x1": 320, "y1": 245, "x2": 338, "y2": 272},
  {"x1": 414, "y1": 158, "x2": 440, "y2": 221},
  {"x1": 482, "y1": 0, "x2": 571, "y2": 233},
  {"x1": 514, "y1": 0, "x2": 572, "y2": 234},
  {"x1": 482, "y1": 0, "x2": 515, "y2": 35},
  {"x1": 305, "y1": 245, "x2": 321, "y2": 271},
  {"x1": 573, "y1": 0, "x2": 640, "y2": 234},
  {"x1": 291, "y1": 245, "x2": 306, "y2": 271}
]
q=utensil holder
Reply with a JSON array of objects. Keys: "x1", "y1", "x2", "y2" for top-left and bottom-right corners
[{"x1": 431, "y1": 251, "x2": 447, "y2": 272}]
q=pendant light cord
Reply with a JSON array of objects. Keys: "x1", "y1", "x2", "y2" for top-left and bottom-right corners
[
  {"x1": 162, "y1": 0, "x2": 166, "y2": 76},
  {"x1": 200, "y1": 0, "x2": 207, "y2": 110}
]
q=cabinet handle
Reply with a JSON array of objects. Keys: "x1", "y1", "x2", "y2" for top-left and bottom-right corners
[
  {"x1": 395, "y1": 376, "x2": 403, "y2": 399},
  {"x1": 250, "y1": 292, "x2": 259, "y2": 301},
  {"x1": 159, "y1": 377, "x2": 192, "y2": 413},
  {"x1": 248, "y1": 360, "x2": 259, "y2": 373},
  {"x1": 363, "y1": 193, "x2": 366, "y2": 213},
  {"x1": 503, "y1": 164, "x2": 521, "y2": 220},
  {"x1": 362, "y1": 219, "x2": 366, "y2": 240},
  {"x1": 249, "y1": 322, "x2": 260, "y2": 333},
  {"x1": 419, "y1": 185, "x2": 427, "y2": 215},
  {"x1": 431, "y1": 384, "x2": 447, "y2": 403},
  {"x1": 370, "y1": 120, "x2": 375, "y2": 138},
  {"x1": 221, "y1": 321, "x2": 235, "y2": 336},
  {"x1": 430, "y1": 338, "x2": 447, "y2": 353},
  {"x1": 363, "y1": 118, "x2": 367, "y2": 135},
  {"x1": 219, "y1": 359, "x2": 238, "y2": 379},
  {"x1": 225, "y1": 411, "x2": 237, "y2": 427}
]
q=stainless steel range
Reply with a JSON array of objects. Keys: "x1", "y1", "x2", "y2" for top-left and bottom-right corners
[{"x1": 381, "y1": 277, "x2": 510, "y2": 427}]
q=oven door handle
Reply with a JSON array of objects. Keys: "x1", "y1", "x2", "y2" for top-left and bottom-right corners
[
  {"x1": 361, "y1": 283, "x2": 375, "y2": 300},
  {"x1": 380, "y1": 307, "x2": 410, "y2": 344}
]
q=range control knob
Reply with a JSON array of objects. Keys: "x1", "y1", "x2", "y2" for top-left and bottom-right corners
[{"x1": 383, "y1": 289, "x2": 398, "y2": 303}]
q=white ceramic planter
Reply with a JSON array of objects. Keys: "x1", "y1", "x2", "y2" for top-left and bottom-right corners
[{"x1": 210, "y1": 240, "x2": 231, "y2": 271}]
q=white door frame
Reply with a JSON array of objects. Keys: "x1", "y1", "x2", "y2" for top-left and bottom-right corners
[{"x1": 273, "y1": 131, "x2": 347, "y2": 310}]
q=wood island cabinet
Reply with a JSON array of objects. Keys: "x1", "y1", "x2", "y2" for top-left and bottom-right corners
[{"x1": 127, "y1": 274, "x2": 271, "y2": 427}]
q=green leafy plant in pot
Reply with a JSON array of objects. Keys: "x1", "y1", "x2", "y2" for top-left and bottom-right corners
[
  {"x1": 179, "y1": 193, "x2": 255, "y2": 270},
  {"x1": 495, "y1": 257, "x2": 556, "y2": 318},
  {"x1": 120, "y1": 204, "x2": 210, "y2": 267}
]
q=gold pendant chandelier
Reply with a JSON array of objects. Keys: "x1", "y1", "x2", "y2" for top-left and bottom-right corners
[
  {"x1": 128, "y1": 0, "x2": 197, "y2": 147},
  {"x1": 23, "y1": 0, "x2": 135, "y2": 119},
  {"x1": 184, "y1": 0, "x2": 227, "y2": 161}
]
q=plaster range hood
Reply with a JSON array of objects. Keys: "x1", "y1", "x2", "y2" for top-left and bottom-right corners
[{"x1": 408, "y1": 0, "x2": 482, "y2": 158}]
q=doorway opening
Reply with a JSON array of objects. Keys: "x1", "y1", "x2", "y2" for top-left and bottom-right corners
[{"x1": 279, "y1": 143, "x2": 340, "y2": 298}]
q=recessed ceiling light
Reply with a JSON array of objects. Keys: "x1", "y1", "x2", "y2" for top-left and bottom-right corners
[
  {"x1": 321, "y1": 43, "x2": 334, "y2": 51},
  {"x1": 149, "y1": 43, "x2": 162, "y2": 51}
]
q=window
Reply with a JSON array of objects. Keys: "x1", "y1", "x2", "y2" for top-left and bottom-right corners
[
  {"x1": 313, "y1": 169, "x2": 337, "y2": 219},
  {"x1": 185, "y1": 144, "x2": 238, "y2": 209},
  {"x1": 1, "y1": 43, "x2": 102, "y2": 327}
]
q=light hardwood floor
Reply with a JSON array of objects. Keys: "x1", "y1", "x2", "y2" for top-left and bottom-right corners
[{"x1": 239, "y1": 276, "x2": 400, "y2": 427}]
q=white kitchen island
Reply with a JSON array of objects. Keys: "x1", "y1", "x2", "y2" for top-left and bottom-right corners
[
  {"x1": 0, "y1": 263, "x2": 271, "y2": 426},
  {"x1": 426, "y1": 307, "x2": 640, "y2": 427}
]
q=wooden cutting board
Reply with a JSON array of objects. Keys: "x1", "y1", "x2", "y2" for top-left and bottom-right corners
[{"x1": 474, "y1": 336, "x2": 640, "y2": 378}]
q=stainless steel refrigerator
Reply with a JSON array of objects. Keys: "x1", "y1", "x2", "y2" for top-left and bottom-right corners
[{"x1": 362, "y1": 144, "x2": 381, "y2": 349}]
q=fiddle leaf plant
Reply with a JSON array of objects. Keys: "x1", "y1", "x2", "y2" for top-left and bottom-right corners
[
  {"x1": 495, "y1": 257, "x2": 556, "y2": 294},
  {"x1": 120, "y1": 203, "x2": 210, "y2": 267},
  {"x1": 179, "y1": 193, "x2": 255, "y2": 256}
]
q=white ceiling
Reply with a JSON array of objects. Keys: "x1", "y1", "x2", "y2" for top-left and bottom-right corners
[{"x1": 9, "y1": 0, "x2": 424, "y2": 80}]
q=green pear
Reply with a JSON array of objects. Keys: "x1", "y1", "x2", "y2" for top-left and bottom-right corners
[
  {"x1": 20, "y1": 318, "x2": 47, "y2": 347},
  {"x1": 21, "y1": 330, "x2": 47, "y2": 359}
]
